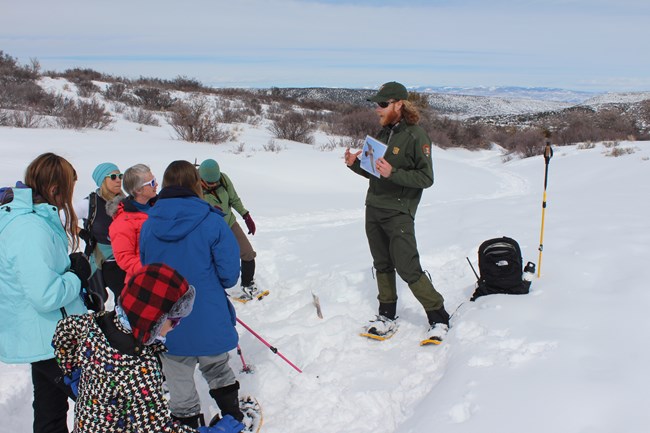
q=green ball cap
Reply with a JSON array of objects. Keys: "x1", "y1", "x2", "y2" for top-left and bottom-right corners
[
  {"x1": 367, "y1": 81, "x2": 409, "y2": 103},
  {"x1": 199, "y1": 159, "x2": 221, "y2": 183}
]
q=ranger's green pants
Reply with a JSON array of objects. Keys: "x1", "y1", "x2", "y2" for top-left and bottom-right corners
[{"x1": 365, "y1": 206, "x2": 444, "y2": 311}]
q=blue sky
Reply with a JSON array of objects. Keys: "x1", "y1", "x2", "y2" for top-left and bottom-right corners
[{"x1": 2, "y1": 0, "x2": 649, "y2": 91}]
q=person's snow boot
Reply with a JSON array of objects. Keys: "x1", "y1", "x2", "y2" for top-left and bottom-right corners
[
  {"x1": 378, "y1": 301, "x2": 397, "y2": 321},
  {"x1": 209, "y1": 382, "x2": 244, "y2": 423},
  {"x1": 241, "y1": 280, "x2": 264, "y2": 300},
  {"x1": 241, "y1": 260, "x2": 255, "y2": 288},
  {"x1": 230, "y1": 280, "x2": 269, "y2": 303},
  {"x1": 425, "y1": 306, "x2": 450, "y2": 326},
  {"x1": 421, "y1": 306, "x2": 451, "y2": 345},
  {"x1": 173, "y1": 413, "x2": 205, "y2": 428}
]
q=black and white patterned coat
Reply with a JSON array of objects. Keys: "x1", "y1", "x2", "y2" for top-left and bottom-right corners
[{"x1": 53, "y1": 312, "x2": 196, "y2": 433}]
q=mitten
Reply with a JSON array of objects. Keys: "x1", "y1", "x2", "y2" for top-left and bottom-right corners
[
  {"x1": 197, "y1": 415, "x2": 244, "y2": 433},
  {"x1": 243, "y1": 212, "x2": 256, "y2": 235},
  {"x1": 68, "y1": 252, "x2": 91, "y2": 289},
  {"x1": 63, "y1": 368, "x2": 81, "y2": 397},
  {"x1": 78, "y1": 228, "x2": 90, "y2": 244}
]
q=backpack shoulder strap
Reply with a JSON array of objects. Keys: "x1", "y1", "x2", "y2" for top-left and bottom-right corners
[
  {"x1": 83, "y1": 192, "x2": 99, "y2": 257},
  {"x1": 86, "y1": 192, "x2": 98, "y2": 229},
  {"x1": 0, "y1": 187, "x2": 12, "y2": 205}
]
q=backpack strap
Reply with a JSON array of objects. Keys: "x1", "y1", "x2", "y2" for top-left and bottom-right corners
[
  {"x1": 83, "y1": 192, "x2": 99, "y2": 257},
  {"x1": 0, "y1": 187, "x2": 12, "y2": 205}
]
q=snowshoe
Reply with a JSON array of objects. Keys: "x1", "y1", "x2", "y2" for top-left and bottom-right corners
[
  {"x1": 209, "y1": 396, "x2": 263, "y2": 433},
  {"x1": 230, "y1": 282, "x2": 270, "y2": 304},
  {"x1": 420, "y1": 323, "x2": 448, "y2": 346},
  {"x1": 240, "y1": 396, "x2": 263, "y2": 433},
  {"x1": 360, "y1": 315, "x2": 398, "y2": 341}
]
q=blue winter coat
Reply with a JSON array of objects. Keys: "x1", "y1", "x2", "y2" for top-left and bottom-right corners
[
  {"x1": 0, "y1": 188, "x2": 87, "y2": 364},
  {"x1": 139, "y1": 187, "x2": 240, "y2": 356}
]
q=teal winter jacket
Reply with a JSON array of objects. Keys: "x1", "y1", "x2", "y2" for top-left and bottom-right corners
[{"x1": 0, "y1": 188, "x2": 87, "y2": 364}]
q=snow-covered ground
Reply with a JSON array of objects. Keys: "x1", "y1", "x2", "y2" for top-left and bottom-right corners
[{"x1": 1, "y1": 95, "x2": 649, "y2": 433}]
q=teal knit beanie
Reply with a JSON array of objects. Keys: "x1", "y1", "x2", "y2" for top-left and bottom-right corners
[
  {"x1": 199, "y1": 159, "x2": 221, "y2": 183},
  {"x1": 92, "y1": 162, "x2": 120, "y2": 187}
]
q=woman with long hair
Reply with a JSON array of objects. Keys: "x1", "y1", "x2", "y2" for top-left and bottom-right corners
[
  {"x1": 77, "y1": 162, "x2": 127, "y2": 302},
  {"x1": 139, "y1": 160, "x2": 254, "y2": 429},
  {"x1": 0, "y1": 152, "x2": 88, "y2": 433}
]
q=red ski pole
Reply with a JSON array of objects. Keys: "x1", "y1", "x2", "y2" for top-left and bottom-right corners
[
  {"x1": 236, "y1": 344, "x2": 253, "y2": 374},
  {"x1": 236, "y1": 317, "x2": 302, "y2": 373}
]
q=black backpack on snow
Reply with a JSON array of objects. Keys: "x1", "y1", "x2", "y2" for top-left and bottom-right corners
[{"x1": 470, "y1": 236, "x2": 531, "y2": 301}]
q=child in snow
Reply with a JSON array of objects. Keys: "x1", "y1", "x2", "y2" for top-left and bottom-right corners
[{"x1": 52, "y1": 263, "x2": 244, "y2": 433}]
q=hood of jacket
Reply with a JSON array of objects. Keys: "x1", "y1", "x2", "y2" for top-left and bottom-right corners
[
  {"x1": 109, "y1": 194, "x2": 156, "y2": 220},
  {"x1": 0, "y1": 188, "x2": 33, "y2": 234},
  {"x1": 0, "y1": 188, "x2": 63, "y2": 240},
  {"x1": 146, "y1": 187, "x2": 216, "y2": 242},
  {"x1": 105, "y1": 193, "x2": 127, "y2": 218}
]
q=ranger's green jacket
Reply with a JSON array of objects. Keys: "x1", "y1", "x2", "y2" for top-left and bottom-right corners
[
  {"x1": 349, "y1": 119, "x2": 433, "y2": 217},
  {"x1": 202, "y1": 172, "x2": 248, "y2": 227}
]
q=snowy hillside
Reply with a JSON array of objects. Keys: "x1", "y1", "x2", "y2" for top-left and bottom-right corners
[
  {"x1": 1, "y1": 85, "x2": 650, "y2": 433},
  {"x1": 268, "y1": 85, "x2": 650, "y2": 120},
  {"x1": 582, "y1": 91, "x2": 650, "y2": 106},
  {"x1": 423, "y1": 93, "x2": 572, "y2": 119},
  {"x1": 416, "y1": 86, "x2": 597, "y2": 104}
]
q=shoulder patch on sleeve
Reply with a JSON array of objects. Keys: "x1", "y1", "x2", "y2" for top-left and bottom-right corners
[{"x1": 422, "y1": 144, "x2": 431, "y2": 158}]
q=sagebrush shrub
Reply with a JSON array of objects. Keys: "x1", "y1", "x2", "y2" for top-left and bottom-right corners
[
  {"x1": 124, "y1": 107, "x2": 160, "y2": 126},
  {"x1": 168, "y1": 99, "x2": 231, "y2": 144},
  {"x1": 55, "y1": 98, "x2": 113, "y2": 130},
  {"x1": 268, "y1": 111, "x2": 314, "y2": 144},
  {"x1": 134, "y1": 87, "x2": 175, "y2": 110}
]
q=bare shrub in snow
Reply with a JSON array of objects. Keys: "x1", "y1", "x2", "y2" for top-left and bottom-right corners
[
  {"x1": 263, "y1": 139, "x2": 284, "y2": 153},
  {"x1": 54, "y1": 98, "x2": 113, "y2": 130},
  {"x1": 604, "y1": 146, "x2": 637, "y2": 157},
  {"x1": 103, "y1": 83, "x2": 139, "y2": 106},
  {"x1": 76, "y1": 80, "x2": 100, "y2": 98},
  {"x1": 134, "y1": 87, "x2": 175, "y2": 111},
  {"x1": 231, "y1": 142, "x2": 246, "y2": 154},
  {"x1": 505, "y1": 127, "x2": 546, "y2": 158},
  {"x1": 2, "y1": 109, "x2": 44, "y2": 128},
  {"x1": 124, "y1": 108, "x2": 160, "y2": 126},
  {"x1": 328, "y1": 108, "x2": 378, "y2": 141},
  {"x1": 168, "y1": 99, "x2": 231, "y2": 144},
  {"x1": 268, "y1": 111, "x2": 314, "y2": 144},
  {"x1": 318, "y1": 136, "x2": 359, "y2": 151},
  {"x1": 218, "y1": 107, "x2": 248, "y2": 124}
]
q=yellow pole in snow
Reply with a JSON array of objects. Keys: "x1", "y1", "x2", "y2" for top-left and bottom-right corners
[{"x1": 537, "y1": 139, "x2": 553, "y2": 278}]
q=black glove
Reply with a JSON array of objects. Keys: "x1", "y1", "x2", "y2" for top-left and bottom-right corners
[
  {"x1": 78, "y1": 228, "x2": 90, "y2": 244},
  {"x1": 68, "y1": 252, "x2": 91, "y2": 290}
]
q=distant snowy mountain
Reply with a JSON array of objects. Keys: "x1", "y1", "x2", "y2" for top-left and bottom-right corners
[
  {"x1": 581, "y1": 91, "x2": 650, "y2": 107},
  {"x1": 415, "y1": 86, "x2": 598, "y2": 104},
  {"x1": 422, "y1": 93, "x2": 572, "y2": 119}
]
